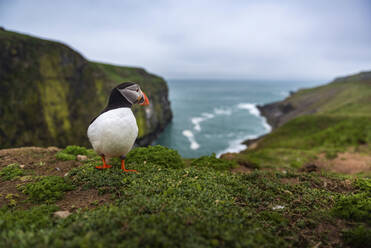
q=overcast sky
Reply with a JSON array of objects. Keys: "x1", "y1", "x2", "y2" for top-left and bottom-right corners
[{"x1": 1, "y1": 0, "x2": 371, "y2": 81}]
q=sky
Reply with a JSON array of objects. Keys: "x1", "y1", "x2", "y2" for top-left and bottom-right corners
[{"x1": 1, "y1": 0, "x2": 371, "y2": 81}]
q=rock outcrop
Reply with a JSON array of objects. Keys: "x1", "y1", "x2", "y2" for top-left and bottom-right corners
[{"x1": 0, "y1": 28, "x2": 172, "y2": 148}]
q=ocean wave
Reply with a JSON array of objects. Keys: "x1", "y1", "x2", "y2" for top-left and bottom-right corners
[
  {"x1": 216, "y1": 134, "x2": 258, "y2": 158},
  {"x1": 191, "y1": 113, "x2": 215, "y2": 131},
  {"x1": 237, "y1": 103, "x2": 260, "y2": 116},
  {"x1": 279, "y1": 90, "x2": 289, "y2": 97},
  {"x1": 190, "y1": 106, "x2": 234, "y2": 132},
  {"x1": 182, "y1": 130, "x2": 200, "y2": 150},
  {"x1": 216, "y1": 102, "x2": 273, "y2": 157},
  {"x1": 262, "y1": 116, "x2": 272, "y2": 132},
  {"x1": 214, "y1": 107, "x2": 232, "y2": 115}
]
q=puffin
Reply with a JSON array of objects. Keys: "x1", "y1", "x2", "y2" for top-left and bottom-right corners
[{"x1": 87, "y1": 82, "x2": 149, "y2": 172}]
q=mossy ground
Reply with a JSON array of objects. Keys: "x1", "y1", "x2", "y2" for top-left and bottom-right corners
[{"x1": 0, "y1": 145, "x2": 369, "y2": 247}]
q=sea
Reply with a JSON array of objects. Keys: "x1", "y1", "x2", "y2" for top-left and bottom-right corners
[{"x1": 155, "y1": 79, "x2": 321, "y2": 158}]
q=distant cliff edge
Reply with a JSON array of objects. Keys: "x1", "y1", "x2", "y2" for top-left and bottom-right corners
[
  {"x1": 0, "y1": 28, "x2": 172, "y2": 148},
  {"x1": 257, "y1": 71, "x2": 371, "y2": 129}
]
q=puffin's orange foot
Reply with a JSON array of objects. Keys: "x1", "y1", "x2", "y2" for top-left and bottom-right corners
[
  {"x1": 121, "y1": 159, "x2": 138, "y2": 173},
  {"x1": 122, "y1": 168, "x2": 138, "y2": 173},
  {"x1": 95, "y1": 164, "x2": 112, "y2": 169},
  {"x1": 96, "y1": 155, "x2": 112, "y2": 169}
]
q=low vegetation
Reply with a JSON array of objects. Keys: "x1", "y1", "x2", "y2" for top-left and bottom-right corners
[
  {"x1": 191, "y1": 153, "x2": 237, "y2": 170},
  {"x1": 18, "y1": 176, "x2": 74, "y2": 203},
  {"x1": 126, "y1": 145, "x2": 185, "y2": 169},
  {"x1": 0, "y1": 163, "x2": 24, "y2": 181},
  {"x1": 0, "y1": 145, "x2": 369, "y2": 247},
  {"x1": 236, "y1": 115, "x2": 371, "y2": 173}
]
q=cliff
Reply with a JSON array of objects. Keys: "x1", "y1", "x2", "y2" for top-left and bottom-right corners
[
  {"x1": 258, "y1": 71, "x2": 371, "y2": 129},
  {"x1": 231, "y1": 70, "x2": 371, "y2": 174},
  {"x1": 0, "y1": 28, "x2": 172, "y2": 148}
]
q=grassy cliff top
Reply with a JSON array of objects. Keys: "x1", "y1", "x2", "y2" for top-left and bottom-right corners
[
  {"x1": 287, "y1": 71, "x2": 371, "y2": 116},
  {"x1": 234, "y1": 70, "x2": 371, "y2": 177},
  {"x1": 0, "y1": 145, "x2": 369, "y2": 247}
]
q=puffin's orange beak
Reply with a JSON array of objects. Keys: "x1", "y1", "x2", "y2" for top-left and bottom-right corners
[{"x1": 140, "y1": 92, "x2": 150, "y2": 106}]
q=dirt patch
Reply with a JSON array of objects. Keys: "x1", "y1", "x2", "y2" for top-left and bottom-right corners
[
  {"x1": 231, "y1": 165, "x2": 252, "y2": 174},
  {"x1": 280, "y1": 177, "x2": 300, "y2": 185},
  {"x1": 0, "y1": 147, "x2": 112, "y2": 210},
  {"x1": 248, "y1": 142, "x2": 258, "y2": 150},
  {"x1": 299, "y1": 219, "x2": 346, "y2": 248},
  {"x1": 319, "y1": 177, "x2": 353, "y2": 193},
  {"x1": 300, "y1": 164, "x2": 319, "y2": 173},
  {"x1": 0, "y1": 146, "x2": 60, "y2": 168},
  {"x1": 0, "y1": 179, "x2": 30, "y2": 208},
  {"x1": 221, "y1": 153, "x2": 258, "y2": 170},
  {"x1": 315, "y1": 152, "x2": 371, "y2": 175},
  {"x1": 57, "y1": 188, "x2": 112, "y2": 211},
  {"x1": 0, "y1": 146, "x2": 81, "y2": 177}
]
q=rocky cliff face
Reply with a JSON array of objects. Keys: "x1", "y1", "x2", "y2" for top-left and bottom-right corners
[
  {"x1": 0, "y1": 28, "x2": 172, "y2": 148},
  {"x1": 258, "y1": 71, "x2": 371, "y2": 129}
]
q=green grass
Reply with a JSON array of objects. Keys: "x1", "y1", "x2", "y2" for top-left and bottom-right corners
[
  {"x1": 0, "y1": 204, "x2": 59, "y2": 241},
  {"x1": 191, "y1": 153, "x2": 237, "y2": 170},
  {"x1": 0, "y1": 145, "x2": 369, "y2": 247},
  {"x1": 18, "y1": 176, "x2": 75, "y2": 203},
  {"x1": 258, "y1": 115, "x2": 371, "y2": 150},
  {"x1": 56, "y1": 145, "x2": 97, "y2": 161},
  {"x1": 237, "y1": 115, "x2": 371, "y2": 169},
  {"x1": 282, "y1": 71, "x2": 371, "y2": 116},
  {"x1": 0, "y1": 164, "x2": 24, "y2": 181},
  {"x1": 126, "y1": 145, "x2": 185, "y2": 169},
  {"x1": 332, "y1": 178, "x2": 371, "y2": 223},
  {"x1": 342, "y1": 224, "x2": 371, "y2": 248}
]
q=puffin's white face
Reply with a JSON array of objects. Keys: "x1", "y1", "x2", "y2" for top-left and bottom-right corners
[{"x1": 117, "y1": 83, "x2": 149, "y2": 106}]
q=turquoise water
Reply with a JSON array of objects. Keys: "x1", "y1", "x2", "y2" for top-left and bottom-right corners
[{"x1": 155, "y1": 79, "x2": 320, "y2": 158}]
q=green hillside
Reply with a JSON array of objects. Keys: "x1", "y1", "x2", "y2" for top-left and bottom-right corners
[
  {"x1": 286, "y1": 72, "x2": 371, "y2": 115},
  {"x1": 234, "y1": 71, "x2": 371, "y2": 175},
  {"x1": 259, "y1": 71, "x2": 371, "y2": 128},
  {"x1": 0, "y1": 29, "x2": 172, "y2": 148}
]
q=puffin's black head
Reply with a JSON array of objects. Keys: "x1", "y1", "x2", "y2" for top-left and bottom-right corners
[
  {"x1": 107, "y1": 82, "x2": 150, "y2": 109},
  {"x1": 90, "y1": 82, "x2": 150, "y2": 124}
]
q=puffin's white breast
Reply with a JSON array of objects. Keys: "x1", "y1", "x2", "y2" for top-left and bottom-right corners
[{"x1": 87, "y1": 108, "x2": 138, "y2": 158}]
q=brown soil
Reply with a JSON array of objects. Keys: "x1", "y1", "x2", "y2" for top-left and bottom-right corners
[
  {"x1": 280, "y1": 177, "x2": 300, "y2": 185},
  {"x1": 57, "y1": 188, "x2": 112, "y2": 211},
  {"x1": 299, "y1": 219, "x2": 346, "y2": 248},
  {"x1": 314, "y1": 152, "x2": 371, "y2": 175},
  {"x1": 0, "y1": 147, "x2": 111, "y2": 210},
  {"x1": 231, "y1": 165, "x2": 252, "y2": 174}
]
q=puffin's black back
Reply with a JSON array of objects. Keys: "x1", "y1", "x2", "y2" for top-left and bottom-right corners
[{"x1": 90, "y1": 82, "x2": 135, "y2": 124}]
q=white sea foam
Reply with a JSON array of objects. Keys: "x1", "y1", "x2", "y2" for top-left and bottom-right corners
[
  {"x1": 237, "y1": 103, "x2": 260, "y2": 116},
  {"x1": 216, "y1": 134, "x2": 258, "y2": 158},
  {"x1": 182, "y1": 130, "x2": 200, "y2": 150},
  {"x1": 262, "y1": 116, "x2": 272, "y2": 132},
  {"x1": 216, "y1": 102, "x2": 273, "y2": 157},
  {"x1": 191, "y1": 112, "x2": 215, "y2": 131},
  {"x1": 237, "y1": 102, "x2": 272, "y2": 132},
  {"x1": 279, "y1": 90, "x2": 289, "y2": 97},
  {"x1": 214, "y1": 107, "x2": 232, "y2": 115},
  {"x1": 202, "y1": 113, "x2": 214, "y2": 118},
  {"x1": 191, "y1": 117, "x2": 203, "y2": 131}
]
